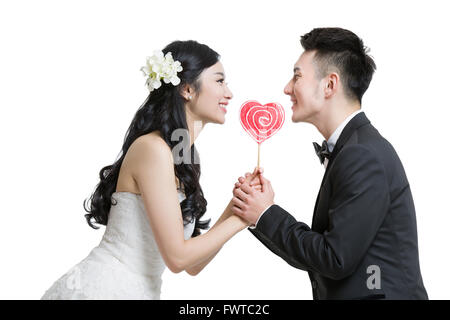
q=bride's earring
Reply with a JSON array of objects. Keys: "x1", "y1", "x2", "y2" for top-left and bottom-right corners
[{"x1": 188, "y1": 95, "x2": 192, "y2": 100}]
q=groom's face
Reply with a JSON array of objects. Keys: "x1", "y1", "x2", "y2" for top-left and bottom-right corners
[{"x1": 284, "y1": 51, "x2": 324, "y2": 123}]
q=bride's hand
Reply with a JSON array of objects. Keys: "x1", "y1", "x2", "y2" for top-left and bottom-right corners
[
  {"x1": 234, "y1": 167, "x2": 263, "y2": 192},
  {"x1": 226, "y1": 167, "x2": 262, "y2": 223}
]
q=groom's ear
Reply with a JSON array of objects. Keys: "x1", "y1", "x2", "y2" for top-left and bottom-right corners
[{"x1": 324, "y1": 72, "x2": 339, "y2": 99}]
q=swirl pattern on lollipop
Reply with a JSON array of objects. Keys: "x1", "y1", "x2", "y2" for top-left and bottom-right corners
[{"x1": 240, "y1": 100, "x2": 285, "y2": 144}]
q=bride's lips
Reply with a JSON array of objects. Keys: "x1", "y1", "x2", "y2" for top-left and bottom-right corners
[{"x1": 219, "y1": 102, "x2": 228, "y2": 113}]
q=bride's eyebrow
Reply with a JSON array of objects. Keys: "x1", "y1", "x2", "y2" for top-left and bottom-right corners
[{"x1": 214, "y1": 72, "x2": 225, "y2": 77}]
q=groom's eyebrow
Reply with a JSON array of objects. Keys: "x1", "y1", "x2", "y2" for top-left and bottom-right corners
[{"x1": 293, "y1": 67, "x2": 301, "y2": 73}]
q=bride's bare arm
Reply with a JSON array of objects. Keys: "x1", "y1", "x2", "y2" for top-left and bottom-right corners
[
  {"x1": 183, "y1": 200, "x2": 234, "y2": 275},
  {"x1": 184, "y1": 169, "x2": 262, "y2": 275},
  {"x1": 131, "y1": 135, "x2": 249, "y2": 274}
]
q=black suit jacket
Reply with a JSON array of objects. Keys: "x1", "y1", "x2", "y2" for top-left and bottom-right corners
[{"x1": 249, "y1": 112, "x2": 428, "y2": 300}]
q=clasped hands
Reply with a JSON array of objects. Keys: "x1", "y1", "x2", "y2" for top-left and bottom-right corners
[{"x1": 231, "y1": 167, "x2": 275, "y2": 227}]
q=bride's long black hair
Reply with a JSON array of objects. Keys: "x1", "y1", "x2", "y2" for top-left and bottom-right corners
[{"x1": 83, "y1": 40, "x2": 218, "y2": 237}]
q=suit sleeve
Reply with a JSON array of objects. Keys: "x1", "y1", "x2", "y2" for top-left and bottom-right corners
[{"x1": 249, "y1": 144, "x2": 390, "y2": 280}]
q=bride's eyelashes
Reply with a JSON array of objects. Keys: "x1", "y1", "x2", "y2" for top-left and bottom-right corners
[{"x1": 217, "y1": 78, "x2": 225, "y2": 84}]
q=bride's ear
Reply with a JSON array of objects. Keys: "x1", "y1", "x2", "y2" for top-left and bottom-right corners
[{"x1": 181, "y1": 84, "x2": 195, "y2": 101}]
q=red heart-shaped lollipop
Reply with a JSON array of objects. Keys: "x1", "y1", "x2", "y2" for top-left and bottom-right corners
[{"x1": 240, "y1": 100, "x2": 285, "y2": 144}]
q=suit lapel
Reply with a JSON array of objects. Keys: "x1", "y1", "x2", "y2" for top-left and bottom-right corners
[{"x1": 311, "y1": 112, "x2": 371, "y2": 230}]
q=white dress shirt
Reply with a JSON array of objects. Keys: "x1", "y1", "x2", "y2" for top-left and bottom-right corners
[
  {"x1": 323, "y1": 109, "x2": 363, "y2": 169},
  {"x1": 250, "y1": 109, "x2": 364, "y2": 229}
]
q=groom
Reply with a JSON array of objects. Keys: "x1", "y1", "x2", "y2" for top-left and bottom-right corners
[{"x1": 232, "y1": 28, "x2": 428, "y2": 300}]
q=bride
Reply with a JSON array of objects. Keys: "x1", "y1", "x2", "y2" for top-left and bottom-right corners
[{"x1": 41, "y1": 40, "x2": 261, "y2": 299}]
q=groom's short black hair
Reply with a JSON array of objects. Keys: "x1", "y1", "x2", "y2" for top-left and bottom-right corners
[{"x1": 300, "y1": 27, "x2": 376, "y2": 104}]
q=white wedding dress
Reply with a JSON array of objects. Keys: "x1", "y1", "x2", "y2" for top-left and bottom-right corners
[{"x1": 41, "y1": 191, "x2": 195, "y2": 300}]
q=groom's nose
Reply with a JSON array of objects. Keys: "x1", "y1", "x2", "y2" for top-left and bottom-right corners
[{"x1": 284, "y1": 80, "x2": 293, "y2": 95}]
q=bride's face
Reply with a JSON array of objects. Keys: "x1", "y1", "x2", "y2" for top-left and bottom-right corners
[{"x1": 187, "y1": 61, "x2": 233, "y2": 124}]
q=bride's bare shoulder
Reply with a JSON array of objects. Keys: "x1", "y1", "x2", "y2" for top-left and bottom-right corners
[{"x1": 128, "y1": 131, "x2": 172, "y2": 162}]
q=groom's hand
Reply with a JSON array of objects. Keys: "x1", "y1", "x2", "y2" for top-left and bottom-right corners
[{"x1": 231, "y1": 173, "x2": 274, "y2": 226}]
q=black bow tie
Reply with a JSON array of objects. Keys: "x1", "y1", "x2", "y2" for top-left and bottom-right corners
[{"x1": 313, "y1": 140, "x2": 331, "y2": 165}]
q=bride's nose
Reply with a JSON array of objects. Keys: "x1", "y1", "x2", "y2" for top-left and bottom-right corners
[{"x1": 224, "y1": 86, "x2": 233, "y2": 100}]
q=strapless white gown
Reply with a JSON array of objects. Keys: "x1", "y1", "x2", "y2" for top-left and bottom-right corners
[{"x1": 41, "y1": 191, "x2": 195, "y2": 300}]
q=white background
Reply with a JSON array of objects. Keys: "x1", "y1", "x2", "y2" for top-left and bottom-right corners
[{"x1": 1, "y1": 0, "x2": 449, "y2": 299}]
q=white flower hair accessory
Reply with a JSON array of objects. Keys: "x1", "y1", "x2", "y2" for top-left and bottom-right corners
[{"x1": 140, "y1": 50, "x2": 183, "y2": 92}]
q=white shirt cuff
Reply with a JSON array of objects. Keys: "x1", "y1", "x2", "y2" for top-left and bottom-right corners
[{"x1": 248, "y1": 205, "x2": 273, "y2": 229}]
